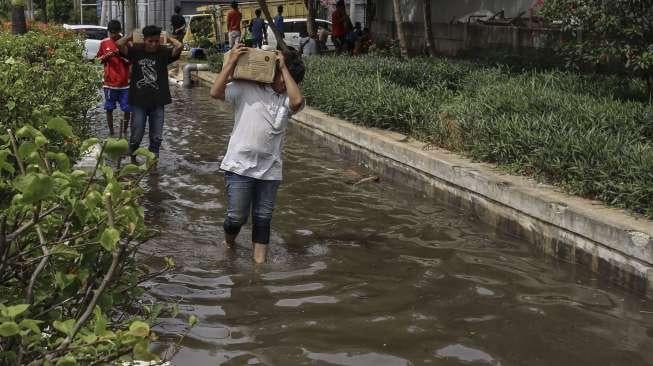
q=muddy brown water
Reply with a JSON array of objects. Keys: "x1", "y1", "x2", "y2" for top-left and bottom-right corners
[{"x1": 90, "y1": 87, "x2": 653, "y2": 366}]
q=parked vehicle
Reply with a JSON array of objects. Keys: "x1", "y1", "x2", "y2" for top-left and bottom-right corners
[
  {"x1": 183, "y1": 1, "x2": 308, "y2": 50},
  {"x1": 63, "y1": 24, "x2": 107, "y2": 60},
  {"x1": 266, "y1": 18, "x2": 335, "y2": 52}
]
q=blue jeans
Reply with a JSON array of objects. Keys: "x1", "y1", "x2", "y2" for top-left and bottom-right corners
[
  {"x1": 129, "y1": 105, "x2": 164, "y2": 157},
  {"x1": 223, "y1": 171, "x2": 281, "y2": 244}
]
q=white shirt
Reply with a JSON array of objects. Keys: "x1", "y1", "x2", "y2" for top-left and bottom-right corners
[
  {"x1": 220, "y1": 80, "x2": 304, "y2": 180},
  {"x1": 300, "y1": 37, "x2": 317, "y2": 56}
]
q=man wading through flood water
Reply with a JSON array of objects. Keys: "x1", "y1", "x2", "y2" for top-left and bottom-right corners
[
  {"x1": 116, "y1": 25, "x2": 183, "y2": 164},
  {"x1": 210, "y1": 44, "x2": 305, "y2": 263}
]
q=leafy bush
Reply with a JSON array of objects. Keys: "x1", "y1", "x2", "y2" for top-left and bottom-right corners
[
  {"x1": 302, "y1": 56, "x2": 653, "y2": 217},
  {"x1": 0, "y1": 124, "x2": 170, "y2": 365},
  {"x1": 206, "y1": 49, "x2": 223, "y2": 73},
  {"x1": 541, "y1": 0, "x2": 653, "y2": 93},
  {"x1": 0, "y1": 27, "x2": 100, "y2": 137},
  {"x1": 0, "y1": 26, "x2": 180, "y2": 365}
]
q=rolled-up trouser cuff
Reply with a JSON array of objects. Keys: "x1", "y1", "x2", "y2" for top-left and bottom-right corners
[
  {"x1": 252, "y1": 216, "x2": 271, "y2": 244},
  {"x1": 223, "y1": 217, "x2": 244, "y2": 236}
]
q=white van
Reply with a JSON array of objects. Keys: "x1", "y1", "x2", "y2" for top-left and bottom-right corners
[
  {"x1": 265, "y1": 18, "x2": 335, "y2": 52},
  {"x1": 63, "y1": 24, "x2": 107, "y2": 60}
]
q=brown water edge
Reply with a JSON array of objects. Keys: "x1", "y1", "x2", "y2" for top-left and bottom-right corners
[{"x1": 89, "y1": 87, "x2": 653, "y2": 366}]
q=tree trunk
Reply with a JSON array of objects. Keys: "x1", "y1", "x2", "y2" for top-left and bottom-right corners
[
  {"x1": 100, "y1": 0, "x2": 107, "y2": 26},
  {"x1": 25, "y1": 0, "x2": 33, "y2": 20},
  {"x1": 72, "y1": 0, "x2": 79, "y2": 23},
  {"x1": 304, "y1": 0, "x2": 317, "y2": 37},
  {"x1": 422, "y1": 0, "x2": 435, "y2": 56},
  {"x1": 11, "y1": 0, "x2": 27, "y2": 35},
  {"x1": 349, "y1": 0, "x2": 355, "y2": 27},
  {"x1": 392, "y1": 0, "x2": 408, "y2": 58},
  {"x1": 124, "y1": 0, "x2": 136, "y2": 33},
  {"x1": 256, "y1": 0, "x2": 288, "y2": 51},
  {"x1": 365, "y1": 0, "x2": 374, "y2": 31},
  {"x1": 38, "y1": 0, "x2": 47, "y2": 23}
]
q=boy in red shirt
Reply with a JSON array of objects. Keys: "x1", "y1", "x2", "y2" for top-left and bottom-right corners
[
  {"x1": 226, "y1": 1, "x2": 242, "y2": 49},
  {"x1": 96, "y1": 20, "x2": 131, "y2": 137}
]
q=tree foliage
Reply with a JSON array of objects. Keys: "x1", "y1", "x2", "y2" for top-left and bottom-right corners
[
  {"x1": 541, "y1": 0, "x2": 653, "y2": 90},
  {"x1": 0, "y1": 25, "x2": 182, "y2": 365}
]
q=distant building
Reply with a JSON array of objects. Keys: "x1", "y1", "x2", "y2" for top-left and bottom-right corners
[{"x1": 100, "y1": 0, "x2": 176, "y2": 31}]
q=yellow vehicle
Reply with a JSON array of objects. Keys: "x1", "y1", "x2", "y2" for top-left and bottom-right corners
[
  {"x1": 183, "y1": 0, "x2": 307, "y2": 49},
  {"x1": 182, "y1": 13, "x2": 218, "y2": 51}
]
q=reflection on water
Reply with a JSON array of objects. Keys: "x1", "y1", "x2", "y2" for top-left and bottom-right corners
[{"x1": 89, "y1": 87, "x2": 653, "y2": 366}]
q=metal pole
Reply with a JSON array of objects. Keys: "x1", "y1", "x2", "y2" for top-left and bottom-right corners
[
  {"x1": 162, "y1": 0, "x2": 167, "y2": 32},
  {"x1": 350, "y1": 0, "x2": 355, "y2": 25},
  {"x1": 81, "y1": 0, "x2": 84, "y2": 24}
]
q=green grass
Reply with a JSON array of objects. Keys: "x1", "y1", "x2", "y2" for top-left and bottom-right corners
[{"x1": 300, "y1": 56, "x2": 653, "y2": 218}]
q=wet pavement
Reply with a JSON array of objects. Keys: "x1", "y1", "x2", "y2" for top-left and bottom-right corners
[{"x1": 91, "y1": 87, "x2": 653, "y2": 366}]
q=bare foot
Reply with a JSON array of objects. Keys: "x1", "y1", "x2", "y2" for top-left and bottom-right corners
[
  {"x1": 253, "y1": 243, "x2": 267, "y2": 264},
  {"x1": 223, "y1": 233, "x2": 237, "y2": 249}
]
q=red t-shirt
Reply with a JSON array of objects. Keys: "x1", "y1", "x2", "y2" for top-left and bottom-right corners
[
  {"x1": 331, "y1": 9, "x2": 346, "y2": 37},
  {"x1": 227, "y1": 9, "x2": 242, "y2": 32},
  {"x1": 96, "y1": 38, "x2": 130, "y2": 88}
]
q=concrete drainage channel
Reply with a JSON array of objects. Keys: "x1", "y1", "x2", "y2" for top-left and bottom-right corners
[{"x1": 173, "y1": 63, "x2": 653, "y2": 297}]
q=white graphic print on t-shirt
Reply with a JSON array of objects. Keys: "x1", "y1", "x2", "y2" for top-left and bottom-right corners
[{"x1": 137, "y1": 58, "x2": 158, "y2": 90}]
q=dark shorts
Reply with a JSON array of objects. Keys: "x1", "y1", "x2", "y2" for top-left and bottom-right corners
[{"x1": 103, "y1": 88, "x2": 131, "y2": 112}]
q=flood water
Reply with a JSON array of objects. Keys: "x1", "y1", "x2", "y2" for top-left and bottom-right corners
[{"x1": 91, "y1": 87, "x2": 653, "y2": 366}]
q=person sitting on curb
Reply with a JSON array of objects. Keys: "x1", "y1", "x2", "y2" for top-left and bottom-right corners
[
  {"x1": 116, "y1": 25, "x2": 183, "y2": 164},
  {"x1": 209, "y1": 44, "x2": 305, "y2": 264}
]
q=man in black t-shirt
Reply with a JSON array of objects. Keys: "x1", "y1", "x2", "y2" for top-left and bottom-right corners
[
  {"x1": 171, "y1": 6, "x2": 186, "y2": 41},
  {"x1": 117, "y1": 25, "x2": 182, "y2": 164}
]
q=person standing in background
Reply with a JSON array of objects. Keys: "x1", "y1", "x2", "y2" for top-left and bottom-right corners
[
  {"x1": 331, "y1": 0, "x2": 347, "y2": 54},
  {"x1": 317, "y1": 24, "x2": 330, "y2": 52},
  {"x1": 227, "y1": 1, "x2": 243, "y2": 49},
  {"x1": 97, "y1": 19, "x2": 131, "y2": 137},
  {"x1": 250, "y1": 9, "x2": 267, "y2": 48},
  {"x1": 170, "y1": 6, "x2": 186, "y2": 41},
  {"x1": 116, "y1": 25, "x2": 183, "y2": 164},
  {"x1": 273, "y1": 5, "x2": 284, "y2": 39}
]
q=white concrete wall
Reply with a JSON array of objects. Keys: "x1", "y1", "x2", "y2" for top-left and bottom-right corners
[{"x1": 375, "y1": 0, "x2": 533, "y2": 23}]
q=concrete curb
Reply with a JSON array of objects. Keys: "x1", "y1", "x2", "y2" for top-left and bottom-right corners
[{"x1": 183, "y1": 66, "x2": 653, "y2": 296}]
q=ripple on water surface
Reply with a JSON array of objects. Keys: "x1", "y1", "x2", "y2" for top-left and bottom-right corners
[{"x1": 86, "y1": 88, "x2": 653, "y2": 366}]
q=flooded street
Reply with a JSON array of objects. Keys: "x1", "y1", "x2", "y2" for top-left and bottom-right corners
[{"x1": 92, "y1": 87, "x2": 653, "y2": 366}]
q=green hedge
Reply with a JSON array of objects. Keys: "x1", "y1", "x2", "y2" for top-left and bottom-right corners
[
  {"x1": 0, "y1": 26, "x2": 180, "y2": 365},
  {"x1": 0, "y1": 29, "x2": 100, "y2": 135},
  {"x1": 301, "y1": 56, "x2": 653, "y2": 218}
]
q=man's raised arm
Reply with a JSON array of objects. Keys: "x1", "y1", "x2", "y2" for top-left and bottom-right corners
[
  {"x1": 168, "y1": 36, "x2": 183, "y2": 59},
  {"x1": 210, "y1": 44, "x2": 247, "y2": 101},
  {"x1": 116, "y1": 32, "x2": 133, "y2": 56}
]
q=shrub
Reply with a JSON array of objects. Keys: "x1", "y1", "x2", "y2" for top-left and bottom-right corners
[
  {"x1": 302, "y1": 56, "x2": 653, "y2": 217},
  {"x1": 0, "y1": 125, "x2": 170, "y2": 365},
  {"x1": 541, "y1": 0, "x2": 653, "y2": 94},
  {"x1": 206, "y1": 49, "x2": 223, "y2": 73},
  {"x1": 0, "y1": 25, "x2": 181, "y2": 365},
  {"x1": 0, "y1": 27, "x2": 100, "y2": 138}
]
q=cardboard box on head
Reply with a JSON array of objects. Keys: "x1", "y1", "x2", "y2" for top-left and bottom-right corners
[
  {"x1": 223, "y1": 47, "x2": 277, "y2": 84},
  {"x1": 133, "y1": 28, "x2": 168, "y2": 44}
]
